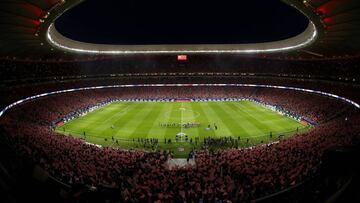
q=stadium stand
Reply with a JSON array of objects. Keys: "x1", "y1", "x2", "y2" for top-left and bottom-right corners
[{"x1": 1, "y1": 86, "x2": 359, "y2": 202}]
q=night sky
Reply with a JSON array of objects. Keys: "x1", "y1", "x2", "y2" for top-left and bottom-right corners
[{"x1": 55, "y1": 0, "x2": 309, "y2": 45}]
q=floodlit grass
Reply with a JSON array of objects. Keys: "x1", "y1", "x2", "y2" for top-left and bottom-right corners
[{"x1": 56, "y1": 101, "x2": 308, "y2": 157}]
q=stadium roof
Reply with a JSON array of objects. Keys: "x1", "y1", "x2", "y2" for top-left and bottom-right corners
[
  {"x1": 0, "y1": 0, "x2": 360, "y2": 61},
  {"x1": 55, "y1": 0, "x2": 310, "y2": 45}
]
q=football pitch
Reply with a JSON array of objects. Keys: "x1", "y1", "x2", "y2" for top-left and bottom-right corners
[{"x1": 56, "y1": 101, "x2": 308, "y2": 157}]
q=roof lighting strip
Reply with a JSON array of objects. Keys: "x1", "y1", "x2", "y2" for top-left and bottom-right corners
[{"x1": 46, "y1": 22, "x2": 317, "y2": 54}]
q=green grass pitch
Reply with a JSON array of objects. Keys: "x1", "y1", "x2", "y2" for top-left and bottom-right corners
[{"x1": 56, "y1": 101, "x2": 308, "y2": 157}]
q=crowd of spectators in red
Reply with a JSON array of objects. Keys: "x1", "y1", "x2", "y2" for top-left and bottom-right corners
[
  {"x1": 2, "y1": 73, "x2": 360, "y2": 116},
  {"x1": 254, "y1": 88, "x2": 350, "y2": 123},
  {"x1": 1, "y1": 86, "x2": 359, "y2": 202}
]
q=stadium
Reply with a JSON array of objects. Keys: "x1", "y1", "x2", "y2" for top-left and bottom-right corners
[{"x1": 0, "y1": 0, "x2": 360, "y2": 202}]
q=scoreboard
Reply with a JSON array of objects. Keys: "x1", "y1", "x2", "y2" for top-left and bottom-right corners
[{"x1": 177, "y1": 55, "x2": 188, "y2": 61}]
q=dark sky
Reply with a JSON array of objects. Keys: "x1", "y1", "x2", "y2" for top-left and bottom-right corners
[{"x1": 55, "y1": 0, "x2": 309, "y2": 45}]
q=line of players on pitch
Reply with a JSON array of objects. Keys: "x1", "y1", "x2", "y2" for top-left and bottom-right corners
[
  {"x1": 159, "y1": 122, "x2": 201, "y2": 128},
  {"x1": 159, "y1": 122, "x2": 218, "y2": 130}
]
